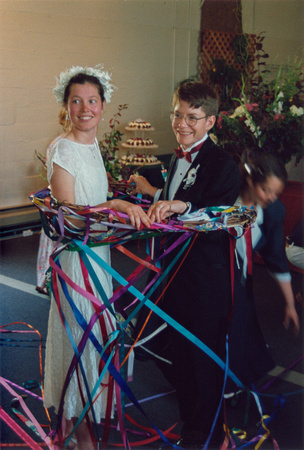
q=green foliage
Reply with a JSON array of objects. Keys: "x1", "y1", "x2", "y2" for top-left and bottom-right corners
[
  {"x1": 35, "y1": 150, "x2": 47, "y2": 181},
  {"x1": 208, "y1": 59, "x2": 242, "y2": 109},
  {"x1": 99, "y1": 104, "x2": 128, "y2": 179},
  {"x1": 231, "y1": 33, "x2": 252, "y2": 67}
]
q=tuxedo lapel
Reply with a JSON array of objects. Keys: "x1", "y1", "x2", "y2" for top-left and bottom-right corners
[
  {"x1": 172, "y1": 138, "x2": 212, "y2": 199},
  {"x1": 163, "y1": 153, "x2": 178, "y2": 200},
  {"x1": 162, "y1": 138, "x2": 214, "y2": 201}
]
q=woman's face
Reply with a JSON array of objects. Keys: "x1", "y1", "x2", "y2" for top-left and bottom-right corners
[
  {"x1": 65, "y1": 82, "x2": 105, "y2": 134},
  {"x1": 249, "y1": 175, "x2": 285, "y2": 208}
]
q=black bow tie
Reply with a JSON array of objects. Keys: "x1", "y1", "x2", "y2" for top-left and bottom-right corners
[{"x1": 174, "y1": 143, "x2": 202, "y2": 163}]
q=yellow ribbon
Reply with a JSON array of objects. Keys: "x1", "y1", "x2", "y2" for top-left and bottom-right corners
[{"x1": 255, "y1": 415, "x2": 270, "y2": 450}]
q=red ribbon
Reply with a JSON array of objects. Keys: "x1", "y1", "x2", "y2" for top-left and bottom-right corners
[{"x1": 244, "y1": 226, "x2": 253, "y2": 276}]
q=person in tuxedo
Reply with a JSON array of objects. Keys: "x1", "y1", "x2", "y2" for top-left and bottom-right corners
[{"x1": 129, "y1": 81, "x2": 240, "y2": 448}]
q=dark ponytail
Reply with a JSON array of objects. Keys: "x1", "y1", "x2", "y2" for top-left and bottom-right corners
[{"x1": 240, "y1": 150, "x2": 287, "y2": 195}]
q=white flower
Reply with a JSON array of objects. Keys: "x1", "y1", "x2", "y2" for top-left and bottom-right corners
[
  {"x1": 274, "y1": 102, "x2": 283, "y2": 114},
  {"x1": 290, "y1": 105, "x2": 304, "y2": 116},
  {"x1": 53, "y1": 64, "x2": 116, "y2": 105},
  {"x1": 230, "y1": 106, "x2": 246, "y2": 118},
  {"x1": 244, "y1": 119, "x2": 261, "y2": 138},
  {"x1": 183, "y1": 164, "x2": 200, "y2": 190},
  {"x1": 273, "y1": 91, "x2": 284, "y2": 114}
]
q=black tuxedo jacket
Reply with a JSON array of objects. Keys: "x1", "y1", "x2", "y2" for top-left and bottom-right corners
[
  {"x1": 160, "y1": 137, "x2": 240, "y2": 331},
  {"x1": 143, "y1": 137, "x2": 241, "y2": 431},
  {"x1": 162, "y1": 136, "x2": 239, "y2": 209}
]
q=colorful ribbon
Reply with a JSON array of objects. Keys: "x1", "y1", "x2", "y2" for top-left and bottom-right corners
[{"x1": 1, "y1": 187, "x2": 289, "y2": 448}]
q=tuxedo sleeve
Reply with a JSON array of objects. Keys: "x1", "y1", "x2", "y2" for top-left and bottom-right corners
[{"x1": 255, "y1": 200, "x2": 290, "y2": 275}]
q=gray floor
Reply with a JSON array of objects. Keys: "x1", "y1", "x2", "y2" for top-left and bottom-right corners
[{"x1": 0, "y1": 233, "x2": 303, "y2": 449}]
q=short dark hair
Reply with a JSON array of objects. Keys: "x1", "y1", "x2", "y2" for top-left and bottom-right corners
[
  {"x1": 63, "y1": 73, "x2": 105, "y2": 104},
  {"x1": 241, "y1": 150, "x2": 288, "y2": 194},
  {"x1": 172, "y1": 81, "x2": 219, "y2": 116}
]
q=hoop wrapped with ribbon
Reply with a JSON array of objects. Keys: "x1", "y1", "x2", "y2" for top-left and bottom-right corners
[
  {"x1": 28, "y1": 187, "x2": 259, "y2": 448},
  {"x1": 30, "y1": 187, "x2": 257, "y2": 243}
]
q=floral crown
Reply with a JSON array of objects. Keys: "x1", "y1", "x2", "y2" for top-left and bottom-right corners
[{"x1": 53, "y1": 64, "x2": 116, "y2": 105}]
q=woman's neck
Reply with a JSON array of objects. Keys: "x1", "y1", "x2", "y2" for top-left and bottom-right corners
[{"x1": 66, "y1": 128, "x2": 96, "y2": 145}]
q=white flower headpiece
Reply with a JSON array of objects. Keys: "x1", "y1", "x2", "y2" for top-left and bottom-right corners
[{"x1": 53, "y1": 64, "x2": 116, "y2": 105}]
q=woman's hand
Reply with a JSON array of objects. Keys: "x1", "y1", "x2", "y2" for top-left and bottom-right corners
[
  {"x1": 147, "y1": 200, "x2": 188, "y2": 223},
  {"x1": 277, "y1": 280, "x2": 300, "y2": 335},
  {"x1": 128, "y1": 175, "x2": 158, "y2": 198},
  {"x1": 109, "y1": 199, "x2": 152, "y2": 230},
  {"x1": 283, "y1": 304, "x2": 300, "y2": 335}
]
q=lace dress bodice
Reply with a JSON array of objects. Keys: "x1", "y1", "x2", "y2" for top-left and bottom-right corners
[{"x1": 47, "y1": 137, "x2": 108, "y2": 206}]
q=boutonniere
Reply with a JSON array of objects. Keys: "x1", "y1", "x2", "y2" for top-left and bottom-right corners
[{"x1": 182, "y1": 164, "x2": 200, "y2": 190}]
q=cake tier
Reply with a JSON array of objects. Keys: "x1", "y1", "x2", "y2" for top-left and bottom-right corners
[
  {"x1": 122, "y1": 137, "x2": 158, "y2": 149},
  {"x1": 119, "y1": 153, "x2": 161, "y2": 166},
  {"x1": 126, "y1": 118, "x2": 152, "y2": 130}
]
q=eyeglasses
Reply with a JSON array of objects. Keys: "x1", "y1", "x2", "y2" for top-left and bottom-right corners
[{"x1": 170, "y1": 112, "x2": 207, "y2": 127}]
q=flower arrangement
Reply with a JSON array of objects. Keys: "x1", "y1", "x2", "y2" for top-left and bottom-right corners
[
  {"x1": 98, "y1": 104, "x2": 130, "y2": 180},
  {"x1": 213, "y1": 60, "x2": 304, "y2": 165}
]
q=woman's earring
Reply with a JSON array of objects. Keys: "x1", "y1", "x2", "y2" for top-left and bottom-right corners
[{"x1": 65, "y1": 112, "x2": 70, "y2": 121}]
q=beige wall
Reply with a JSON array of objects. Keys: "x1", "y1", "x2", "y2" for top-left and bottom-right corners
[
  {"x1": 0, "y1": 0, "x2": 303, "y2": 209},
  {"x1": 242, "y1": 0, "x2": 304, "y2": 69},
  {"x1": 0, "y1": 0, "x2": 201, "y2": 208}
]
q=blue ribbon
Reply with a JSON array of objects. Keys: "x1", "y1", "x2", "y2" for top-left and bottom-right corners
[{"x1": 74, "y1": 239, "x2": 246, "y2": 389}]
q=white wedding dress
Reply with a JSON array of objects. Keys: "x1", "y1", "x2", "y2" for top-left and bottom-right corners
[{"x1": 44, "y1": 138, "x2": 116, "y2": 420}]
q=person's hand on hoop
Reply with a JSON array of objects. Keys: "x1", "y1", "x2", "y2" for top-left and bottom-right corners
[{"x1": 148, "y1": 200, "x2": 189, "y2": 223}]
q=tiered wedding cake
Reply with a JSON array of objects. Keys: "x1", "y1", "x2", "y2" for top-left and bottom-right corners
[{"x1": 120, "y1": 118, "x2": 160, "y2": 166}]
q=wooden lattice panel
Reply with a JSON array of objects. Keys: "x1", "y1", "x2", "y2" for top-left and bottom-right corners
[{"x1": 201, "y1": 30, "x2": 257, "y2": 100}]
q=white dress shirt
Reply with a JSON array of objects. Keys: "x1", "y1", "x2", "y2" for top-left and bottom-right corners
[{"x1": 154, "y1": 134, "x2": 209, "y2": 208}]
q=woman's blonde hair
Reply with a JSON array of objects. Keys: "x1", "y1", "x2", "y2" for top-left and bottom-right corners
[{"x1": 58, "y1": 107, "x2": 71, "y2": 132}]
